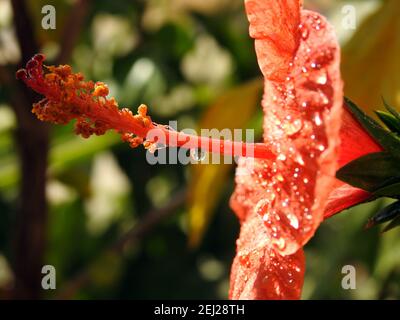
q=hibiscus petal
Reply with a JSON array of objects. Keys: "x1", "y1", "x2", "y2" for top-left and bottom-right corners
[
  {"x1": 229, "y1": 209, "x2": 305, "y2": 300},
  {"x1": 231, "y1": 9, "x2": 343, "y2": 256},
  {"x1": 323, "y1": 105, "x2": 383, "y2": 218},
  {"x1": 338, "y1": 104, "x2": 383, "y2": 167},
  {"x1": 324, "y1": 181, "x2": 372, "y2": 219},
  {"x1": 245, "y1": 0, "x2": 301, "y2": 81}
]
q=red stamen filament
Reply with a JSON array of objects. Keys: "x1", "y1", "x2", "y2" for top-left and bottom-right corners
[{"x1": 16, "y1": 54, "x2": 274, "y2": 160}]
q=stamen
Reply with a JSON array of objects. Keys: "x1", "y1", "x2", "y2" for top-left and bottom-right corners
[{"x1": 17, "y1": 54, "x2": 275, "y2": 160}]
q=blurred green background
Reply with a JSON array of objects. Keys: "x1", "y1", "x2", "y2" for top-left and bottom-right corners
[{"x1": 0, "y1": 0, "x2": 399, "y2": 299}]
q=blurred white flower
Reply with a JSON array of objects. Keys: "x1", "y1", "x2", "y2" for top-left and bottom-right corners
[
  {"x1": 181, "y1": 35, "x2": 233, "y2": 86},
  {"x1": 0, "y1": 253, "x2": 13, "y2": 288},
  {"x1": 92, "y1": 13, "x2": 137, "y2": 57},
  {"x1": 46, "y1": 180, "x2": 77, "y2": 206},
  {"x1": 85, "y1": 152, "x2": 131, "y2": 234},
  {"x1": 152, "y1": 84, "x2": 195, "y2": 116}
]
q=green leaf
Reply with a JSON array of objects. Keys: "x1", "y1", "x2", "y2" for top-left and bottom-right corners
[
  {"x1": 366, "y1": 200, "x2": 400, "y2": 229},
  {"x1": 344, "y1": 97, "x2": 400, "y2": 158},
  {"x1": 341, "y1": 0, "x2": 400, "y2": 119},
  {"x1": 336, "y1": 151, "x2": 400, "y2": 192},
  {"x1": 375, "y1": 110, "x2": 400, "y2": 135},
  {"x1": 382, "y1": 215, "x2": 400, "y2": 233},
  {"x1": 374, "y1": 182, "x2": 400, "y2": 198},
  {"x1": 382, "y1": 97, "x2": 400, "y2": 122}
]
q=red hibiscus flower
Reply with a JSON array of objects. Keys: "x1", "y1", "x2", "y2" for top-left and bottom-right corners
[
  {"x1": 17, "y1": 0, "x2": 398, "y2": 301},
  {"x1": 228, "y1": 0, "x2": 383, "y2": 299}
]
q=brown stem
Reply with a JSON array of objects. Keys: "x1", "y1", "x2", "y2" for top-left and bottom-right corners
[
  {"x1": 57, "y1": 189, "x2": 187, "y2": 299},
  {"x1": 55, "y1": 0, "x2": 92, "y2": 65},
  {"x1": 9, "y1": 0, "x2": 48, "y2": 299},
  {"x1": 8, "y1": 0, "x2": 90, "y2": 299}
]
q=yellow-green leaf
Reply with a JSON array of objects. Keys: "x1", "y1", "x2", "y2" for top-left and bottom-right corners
[{"x1": 342, "y1": 0, "x2": 400, "y2": 117}]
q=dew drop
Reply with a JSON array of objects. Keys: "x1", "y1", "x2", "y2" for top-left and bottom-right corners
[
  {"x1": 278, "y1": 153, "x2": 287, "y2": 161},
  {"x1": 296, "y1": 155, "x2": 305, "y2": 166},
  {"x1": 301, "y1": 28, "x2": 309, "y2": 40},
  {"x1": 321, "y1": 92, "x2": 330, "y2": 105},
  {"x1": 317, "y1": 144, "x2": 326, "y2": 152},
  {"x1": 283, "y1": 119, "x2": 303, "y2": 136},
  {"x1": 310, "y1": 62, "x2": 320, "y2": 69},
  {"x1": 316, "y1": 73, "x2": 328, "y2": 85},
  {"x1": 190, "y1": 148, "x2": 206, "y2": 162},
  {"x1": 299, "y1": 23, "x2": 309, "y2": 40},
  {"x1": 276, "y1": 174, "x2": 284, "y2": 182},
  {"x1": 303, "y1": 178, "x2": 309, "y2": 184},
  {"x1": 314, "y1": 112, "x2": 323, "y2": 126},
  {"x1": 266, "y1": 192, "x2": 276, "y2": 203},
  {"x1": 288, "y1": 213, "x2": 299, "y2": 229},
  {"x1": 274, "y1": 238, "x2": 286, "y2": 251}
]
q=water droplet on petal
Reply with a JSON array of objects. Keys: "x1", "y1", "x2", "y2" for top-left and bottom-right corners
[
  {"x1": 296, "y1": 155, "x2": 305, "y2": 166},
  {"x1": 316, "y1": 73, "x2": 328, "y2": 85},
  {"x1": 278, "y1": 153, "x2": 287, "y2": 161},
  {"x1": 274, "y1": 238, "x2": 286, "y2": 251},
  {"x1": 314, "y1": 112, "x2": 323, "y2": 126},
  {"x1": 321, "y1": 92, "x2": 330, "y2": 105},
  {"x1": 299, "y1": 23, "x2": 309, "y2": 40},
  {"x1": 301, "y1": 28, "x2": 309, "y2": 40},
  {"x1": 283, "y1": 119, "x2": 303, "y2": 136},
  {"x1": 287, "y1": 213, "x2": 299, "y2": 229}
]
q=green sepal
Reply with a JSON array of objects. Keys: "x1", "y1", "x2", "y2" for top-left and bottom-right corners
[
  {"x1": 336, "y1": 152, "x2": 400, "y2": 192},
  {"x1": 373, "y1": 182, "x2": 400, "y2": 198},
  {"x1": 382, "y1": 97, "x2": 400, "y2": 122},
  {"x1": 344, "y1": 97, "x2": 400, "y2": 158},
  {"x1": 382, "y1": 215, "x2": 400, "y2": 233},
  {"x1": 375, "y1": 110, "x2": 400, "y2": 135},
  {"x1": 366, "y1": 200, "x2": 400, "y2": 230}
]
